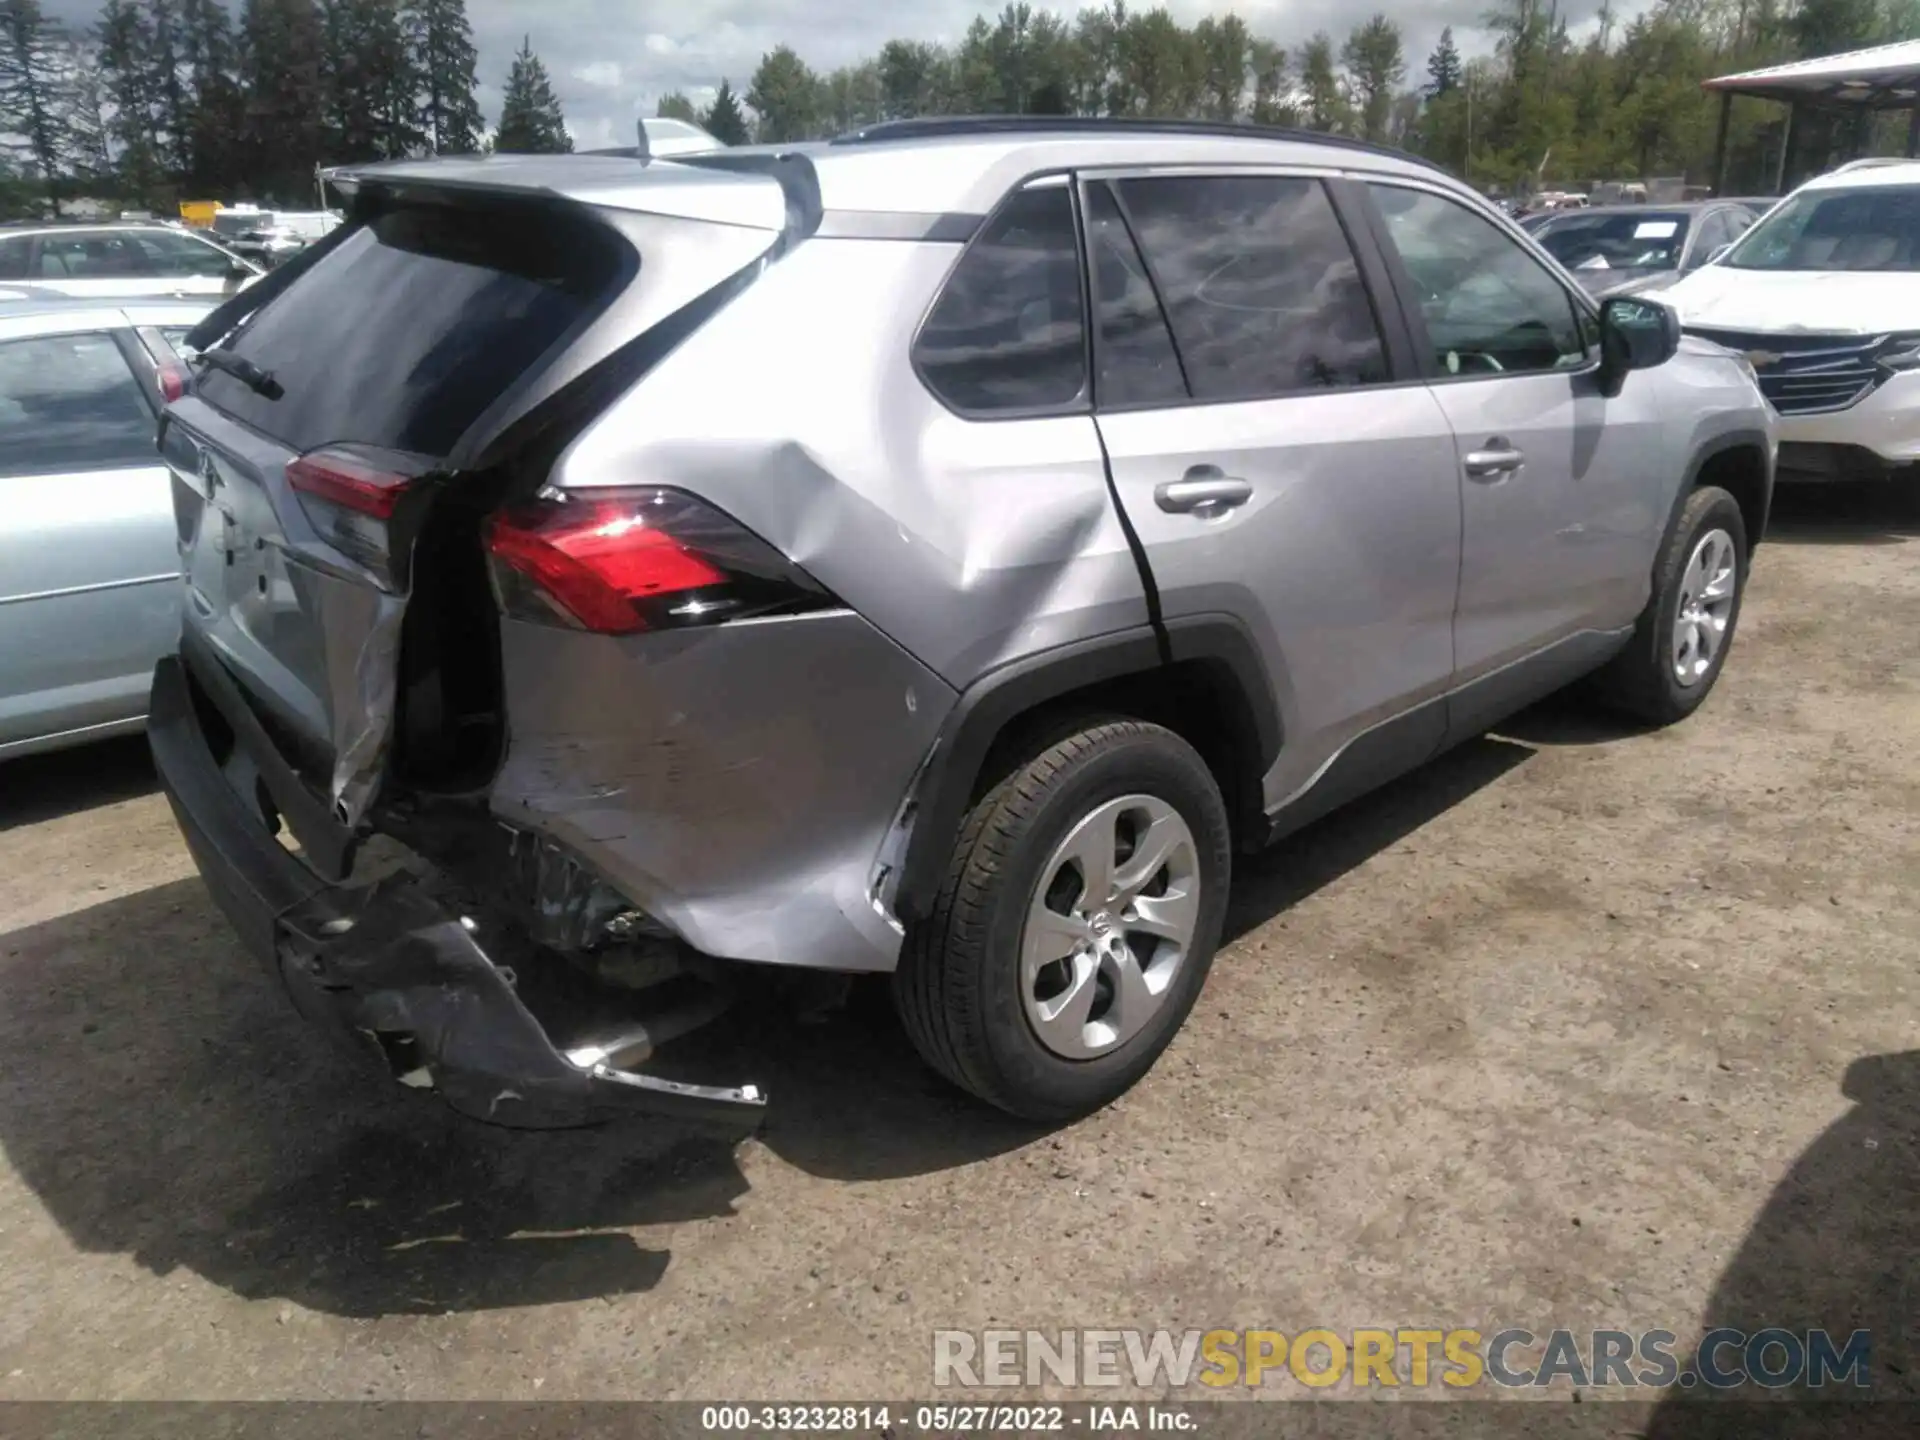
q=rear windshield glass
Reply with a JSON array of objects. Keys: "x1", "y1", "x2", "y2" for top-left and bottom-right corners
[
  {"x1": 196, "y1": 201, "x2": 622, "y2": 457},
  {"x1": 1534, "y1": 211, "x2": 1691, "y2": 272}
]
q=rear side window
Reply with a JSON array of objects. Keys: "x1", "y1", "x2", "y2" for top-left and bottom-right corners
[
  {"x1": 1084, "y1": 183, "x2": 1187, "y2": 407},
  {"x1": 35, "y1": 232, "x2": 151, "y2": 280},
  {"x1": 0, "y1": 236, "x2": 28, "y2": 281},
  {"x1": 914, "y1": 185, "x2": 1087, "y2": 415},
  {"x1": 196, "y1": 202, "x2": 623, "y2": 457},
  {"x1": 1114, "y1": 175, "x2": 1388, "y2": 402},
  {"x1": 0, "y1": 332, "x2": 157, "y2": 476}
]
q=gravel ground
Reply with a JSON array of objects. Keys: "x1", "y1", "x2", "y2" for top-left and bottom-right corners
[{"x1": 0, "y1": 483, "x2": 1915, "y2": 1404}]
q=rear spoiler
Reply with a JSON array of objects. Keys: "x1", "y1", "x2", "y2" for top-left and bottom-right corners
[{"x1": 677, "y1": 150, "x2": 823, "y2": 251}]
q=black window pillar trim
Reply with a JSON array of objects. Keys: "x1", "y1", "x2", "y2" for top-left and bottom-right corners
[
  {"x1": 1341, "y1": 178, "x2": 1441, "y2": 381},
  {"x1": 1325, "y1": 177, "x2": 1422, "y2": 384}
]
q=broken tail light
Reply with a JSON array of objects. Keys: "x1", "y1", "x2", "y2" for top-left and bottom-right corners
[
  {"x1": 484, "y1": 487, "x2": 833, "y2": 635},
  {"x1": 286, "y1": 445, "x2": 431, "y2": 588}
]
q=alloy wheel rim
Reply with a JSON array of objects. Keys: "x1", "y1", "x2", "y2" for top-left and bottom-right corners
[
  {"x1": 1672, "y1": 527, "x2": 1738, "y2": 688},
  {"x1": 1019, "y1": 794, "x2": 1200, "y2": 1061}
]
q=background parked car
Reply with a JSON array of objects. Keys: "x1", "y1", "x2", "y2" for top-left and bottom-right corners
[
  {"x1": 1528, "y1": 201, "x2": 1760, "y2": 296},
  {"x1": 224, "y1": 210, "x2": 342, "y2": 268},
  {"x1": 0, "y1": 298, "x2": 205, "y2": 760},
  {"x1": 1665, "y1": 158, "x2": 1920, "y2": 484},
  {"x1": 0, "y1": 223, "x2": 260, "y2": 300}
]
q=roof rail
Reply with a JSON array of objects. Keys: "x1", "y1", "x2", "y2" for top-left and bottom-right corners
[
  {"x1": 830, "y1": 115, "x2": 1440, "y2": 170},
  {"x1": 1832, "y1": 155, "x2": 1917, "y2": 173}
]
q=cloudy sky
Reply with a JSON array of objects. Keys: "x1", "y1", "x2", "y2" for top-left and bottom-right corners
[{"x1": 46, "y1": 0, "x2": 1648, "y2": 151}]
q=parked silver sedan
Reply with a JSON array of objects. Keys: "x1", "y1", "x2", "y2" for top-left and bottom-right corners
[{"x1": 0, "y1": 298, "x2": 206, "y2": 760}]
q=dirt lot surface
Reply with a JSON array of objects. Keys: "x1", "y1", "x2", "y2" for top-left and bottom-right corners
[{"x1": 0, "y1": 485, "x2": 1916, "y2": 1405}]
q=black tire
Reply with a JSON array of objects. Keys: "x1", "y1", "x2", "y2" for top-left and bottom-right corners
[
  {"x1": 893, "y1": 721, "x2": 1232, "y2": 1121},
  {"x1": 1593, "y1": 484, "x2": 1749, "y2": 726}
]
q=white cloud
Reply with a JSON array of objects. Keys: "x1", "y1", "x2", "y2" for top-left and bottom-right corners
[{"x1": 574, "y1": 60, "x2": 623, "y2": 88}]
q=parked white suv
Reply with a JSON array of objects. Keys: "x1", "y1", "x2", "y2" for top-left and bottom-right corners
[{"x1": 1664, "y1": 158, "x2": 1920, "y2": 483}]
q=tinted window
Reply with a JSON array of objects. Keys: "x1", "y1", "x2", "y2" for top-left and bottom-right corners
[
  {"x1": 915, "y1": 186, "x2": 1087, "y2": 414},
  {"x1": 196, "y1": 203, "x2": 621, "y2": 457},
  {"x1": 1084, "y1": 184, "x2": 1186, "y2": 407},
  {"x1": 1371, "y1": 185, "x2": 1587, "y2": 377},
  {"x1": 131, "y1": 229, "x2": 235, "y2": 278},
  {"x1": 35, "y1": 232, "x2": 151, "y2": 280},
  {"x1": 0, "y1": 235, "x2": 28, "y2": 281},
  {"x1": 1113, "y1": 175, "x2": 1387, "y2": 402},
  {"x1": 1535, "y1": 210, "x2": 1690, "y2": 273},
  {"x1": 0, "y1": 332, "x2": 156, "y2": 476}
]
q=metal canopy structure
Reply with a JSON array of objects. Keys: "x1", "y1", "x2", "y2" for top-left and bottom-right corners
[{"x1": 1704, "y1": 40, "x2": 1920, "y2": 195}]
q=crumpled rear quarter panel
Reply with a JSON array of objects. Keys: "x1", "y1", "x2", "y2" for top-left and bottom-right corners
[{"x1": 488, "y1": 610, "x2": 955, "y2": 972}]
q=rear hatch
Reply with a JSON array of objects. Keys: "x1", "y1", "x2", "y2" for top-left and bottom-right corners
[{"x1": 162, "y1": 161, "x2": 791, "y2": 855}]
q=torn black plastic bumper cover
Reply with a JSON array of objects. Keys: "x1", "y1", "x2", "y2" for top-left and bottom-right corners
[{"x1": 148, "y1": 653, "x2": 767, "y2": 1133}]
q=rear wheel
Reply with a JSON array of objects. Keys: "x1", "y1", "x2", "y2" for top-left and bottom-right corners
[
  {"x1": 1592, "y1": 484, "x2": 1749, "y2": 726},
  {"x1": 893, "y1": 721, "x2": 1231, "y2": 1121}
]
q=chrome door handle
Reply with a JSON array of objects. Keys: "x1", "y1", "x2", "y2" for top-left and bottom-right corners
[
  {"x1": 1463, "y1": 440, "x2": 1525, "y2": 480},
  {"x1": 1156, "y1": 468, "x2": 1253, "y2": 517}
]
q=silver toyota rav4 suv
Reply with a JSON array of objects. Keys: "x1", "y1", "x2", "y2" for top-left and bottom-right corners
[{"x1": 149, "y1": 119, "x2": 1774, "y2": 1132}]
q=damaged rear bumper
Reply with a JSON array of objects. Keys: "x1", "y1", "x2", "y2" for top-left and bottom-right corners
[{"x1": 147, "y1": 651, "x2": 767, "y2": 1134}]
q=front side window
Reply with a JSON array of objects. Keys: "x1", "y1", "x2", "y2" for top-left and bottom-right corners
[
  {"x1": 1371, "y1": 184, "x2": 1587, "y2": 377},
  {"x1": 1114, "y1": 174, "x2": 1387, "y2": 401},
  {"x1": 0, "y1": 332, "x2": 156, "y2": 476},
  {"x1": 132, "y1": 229, "x2": 238, "y2": 278},
  {"x1": 915, "y1": 185, "x2": 1087, "y2": 414},
  {"x1": 0, "y1": 235, "x2": 29, "y2": 281},
  {"x1": 1724, "y1": 184, "x2": 1920, "y2": 272}
]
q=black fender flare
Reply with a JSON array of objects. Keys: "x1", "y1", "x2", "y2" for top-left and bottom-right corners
[
  {"x1": 892, "y1": 615, "x2": 1281, "y2": 924},
  {"x1": 1678, "y1": 426, "x2": 1775, "y2": 550}
]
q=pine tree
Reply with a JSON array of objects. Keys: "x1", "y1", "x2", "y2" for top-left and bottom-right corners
[
  {"x1": 1426, "y1": 27, "x2": 1463, "y2": 96},
  {"x1": 1298, "y1": 31, "x2": 1349, "y2": 134},
  {"x1": 747, "y1": 44, "x2": 818, "y2": 143},
  {"x1": 402, "y1": 0, "x2": 481, "y2": 154},
  {"x1": 238, "y1": 0, "x2": 326, "y2": 201},
  {"x1": 59, "y1": 38, "x2": 113, "y2": 186},
  {"x1": 1341, "y1": 14, "x2": 1404, "y2": 143},
  {"x1": 97, "y1": 0, "x2": 163, "y2": 199},
  {"x1": 147, "y1": 0, "x2": 189, "y2": 173},
  {"x1": 0, "y1": 0, "x2": 73, "y2": 213},
  {"x1": 324, "y1": 0, "x2": 420, "y2": 161},
  {"x1": 1248, "y1": 39, "x2": 1291, "y2": 125},
  {"x1": 703, "y1": 77, "x2": 748, "y2": 144},
  {"x1": 494, "y1": 35, "x2": 570, "y2": 153},
  {"x1": 179, "y1": 0, "x2": 243, "y2": 193},
  {"x1": 1193, "y1": 13, "x2": 1249, "y2": 121},
  {"x1": 657, "y1": 90, "x2": 701, "y2": 123}
]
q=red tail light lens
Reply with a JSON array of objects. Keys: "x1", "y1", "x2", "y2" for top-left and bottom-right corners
[
  {"x1": 485, "y1": 487, "x2": 831, "y2": 635},
  {"x1": 157, "y1": 366, "x2": 189, "y2": 402},
  {"x1": 288, "y1": 449, "x2": 411, "y2": 519},
  {"x1": 284, "y1": 445, "x2": 425, "y2": 586}
]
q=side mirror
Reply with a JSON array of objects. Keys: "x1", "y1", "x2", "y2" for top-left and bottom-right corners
[{"x1": 1598, "y1": 294, "x2": 1681, "y2": 397}]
